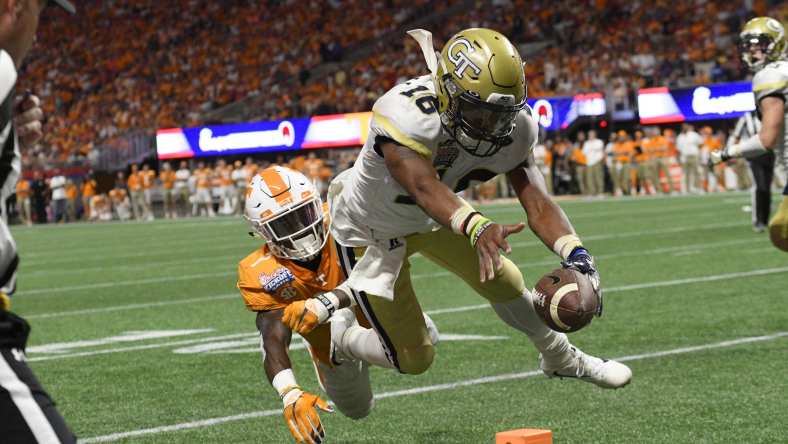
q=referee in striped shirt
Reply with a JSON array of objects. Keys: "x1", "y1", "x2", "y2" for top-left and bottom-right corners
[
  {"x1": 1, "y1": 1, "x2": 77, "y2": 443},
  {"x1": 731, "y1": 110, "x2": 774, "y2": 232}
]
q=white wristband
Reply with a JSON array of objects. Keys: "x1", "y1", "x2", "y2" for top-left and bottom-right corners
[
  {"x1": 728, "y1": 134, "x2": 767, "y2": 159},
  {"x1": 449, "y1": 205, "x2": 475, "y2": 235},
  {"x1": 553, "y1": 234, "x2": 583, "y2": 260},
  {"x1": 272, "y1": 368, "x2": 298, "y2": 397}
]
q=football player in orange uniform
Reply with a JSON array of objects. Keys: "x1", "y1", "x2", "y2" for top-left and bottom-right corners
[{"x1": 239, "y1": 166, "x2": 428, "y2": 443}]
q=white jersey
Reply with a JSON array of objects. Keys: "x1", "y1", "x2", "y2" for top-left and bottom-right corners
[
  {"x1": 331, "y1": 75, "x2": 539, "y2": 244},
  {"x1": 231, "y1": 167, "x2": 249, "y2": 188},
  {"x1": 752, "y1": 60, "x2": 788, "y2": 170},
  {"x1": 174, "y1": 168, "x2": 190, "y2": 190}
]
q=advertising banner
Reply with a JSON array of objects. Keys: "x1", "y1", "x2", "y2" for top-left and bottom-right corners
[
  {"x1": 156, "y1": 112, "x2": 372, "y2": 160},
  {"x1": 638, "y1": 81, "x2": 755, "y2": 124}
]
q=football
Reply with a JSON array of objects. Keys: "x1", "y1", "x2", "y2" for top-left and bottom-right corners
[{"x1": 532, "y1": 267, "x2": 599, "y2": 333}]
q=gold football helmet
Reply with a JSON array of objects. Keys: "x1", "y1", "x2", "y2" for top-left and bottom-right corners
[
  {"x1": 435, "y1": 28, "x2": 527, "y2": 156},
  {"x1": 739, "y1": 17, "x2": 787, "y2": 71}
]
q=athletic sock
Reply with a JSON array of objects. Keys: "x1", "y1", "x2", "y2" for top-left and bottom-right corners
[
  {"x1": 341, "y1": 326, "x2": 396, "y2": 369},
  {"x1": 491, "y1": 290, "x2": 571, "y2": 362}
]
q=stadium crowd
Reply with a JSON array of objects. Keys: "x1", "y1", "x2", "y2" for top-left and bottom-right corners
[{"x1": 19, "y1": 0, "x2": 787, "y2": 170}]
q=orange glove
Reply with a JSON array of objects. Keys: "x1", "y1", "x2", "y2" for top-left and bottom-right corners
[
  {"x1": 282, "y1": 386, "x2": 333, "y2": 443},
  {"x1": 282, "y1": 298, "x2": 330, "y2": 335}
]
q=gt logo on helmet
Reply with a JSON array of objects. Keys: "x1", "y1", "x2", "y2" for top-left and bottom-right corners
[{"x1": 448, "y1": 38, "x2": 482, "y2": 79}]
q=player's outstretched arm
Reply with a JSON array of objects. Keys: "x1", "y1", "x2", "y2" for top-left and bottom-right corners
[
  {"x1": 508, "y1": 160, "x2": 602, "y2": 311},
  {"x1": 507, "y1": 158, "x2": 575, "y2": 250},
  {"x1": 257, "y1": 310, "x2": 332, "y2": 444},
  {"x1": 282, "y1": 286, "x2": 354, "y2": 335},
  {"x1": 382, "y1": 142, "x2": 524, "y2": 282},
  {"x1": 712, "y1": 96, "x2": 784, "y2": 164}
]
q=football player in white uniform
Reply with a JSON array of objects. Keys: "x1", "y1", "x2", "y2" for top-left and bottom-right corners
[
  {"x1": 287, "y1": 28, "x2": 631, "y2": 388},
  {"x1": 711, "y1": 17, "x2": 788, "y2": 251}
]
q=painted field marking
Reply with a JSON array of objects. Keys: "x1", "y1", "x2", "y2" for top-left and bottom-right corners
[
  {"x1": 22, "y1": 242, "x2": 778, "y2": 319},
  {"x1": 28, "y1": 330, "x2": 213, "y2": 354},
  {"x1": 26, "y1": 265, "x2": 788, "y2": 362},
  {"x1": 78, "y1": 331, "x2": 788, "y2": 443},
  {"x1": 16, "y1": 222, "x2": 752, "y2": 297},
  {"x1": 16, "y1": 195, "x2": 740, "y2": 265}
]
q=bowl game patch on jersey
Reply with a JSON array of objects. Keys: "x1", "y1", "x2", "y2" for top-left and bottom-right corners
[{"x1": 258, "y1": 267, "x2": 296, "y2": 295}]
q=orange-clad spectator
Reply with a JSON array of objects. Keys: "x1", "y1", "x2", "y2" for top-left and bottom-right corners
[
  {"x1": 701, "y1": 127, "x2": 724, "y2": 192},
  {"x1": 140, "y1": 164, "x2": 156, "y2": 220},
  {"x1": 571, "y1": 132, "x2": 588, "y2": 195},
  {"x1": 109, "y1": 186, "x2": 132, "y2": 221},
  {"x1": 65, "y1": 180, "x2": 78, "y2": 222},
  {"x1": 194, "y1": 162, "x2": 215, "y2": 217},
  {"x1": 127, "y1": 164, "x2": 144, "y2": 221},
  {"x1": 159, "y1": 162, "x2": 177, "y2": 219},
  {"x1": 611, "y1": 131, "x2": 635, "y2": 196},
  {"x1": 215, "y1": 159, "x2": 234, "y2": 215},
  {"x1": 15, "y1": 180, "x2": 32, "y2": 226},
  {"x1": 643, "y1": 128, "x2": 674, "y2": 194},
  {"x1": 89, "y1": 194, "x2": 112, "y2": 222},
  {"x1": 633, "y1": 130, "x2": 653, "y2": 195},
  {"x1": 289, "y1": 155, "x2": 306, "y2": 173},
  {"x1": 81, "y1": 176, "x2": 97, "y2": 220}
]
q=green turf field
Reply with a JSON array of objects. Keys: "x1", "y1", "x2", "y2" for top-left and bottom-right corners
[{"x1": 9, "y1": 192, "x2": 788, "y2": 444}]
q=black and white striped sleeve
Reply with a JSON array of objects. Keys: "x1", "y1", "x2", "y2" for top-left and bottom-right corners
[{"x1": 0, "y1": 49, "x2": 19, "y2": 296}]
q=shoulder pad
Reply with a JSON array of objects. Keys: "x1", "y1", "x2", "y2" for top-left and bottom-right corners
[
  {"x1": 371, "y1": 77, "x2": 441, "y2": 158},
  {"x1": 752, "y1": 64, "x2": 788, "y2": 102}
]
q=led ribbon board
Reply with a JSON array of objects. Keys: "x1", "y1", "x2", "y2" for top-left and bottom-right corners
[
  {"x1": 156, "y1": 112, "x2": 372, "y2": 159},
  {"x1": 527, "y1": 93, "x2": 605, "y2": 131},
  {"x1": 638, "y1": 81, "x2": 755, "y2": 124}
]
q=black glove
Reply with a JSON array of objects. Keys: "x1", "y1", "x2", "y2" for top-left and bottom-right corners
[{"x1": 561, "y1": 247, "x2": 603, "y2": 317}]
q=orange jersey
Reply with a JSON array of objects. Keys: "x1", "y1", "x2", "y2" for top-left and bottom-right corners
[
  {"x1": 141, "y1": 170, "x2": 156, "y2": 189},
  {"x1": 288, "y1": 156, "x2": 306, "y2": 173},
  {"x1": 195, "y1": 169, "x2": 212, "y2": 189},
  {"x1": 109, "y1": 188, "x2": 127, "y2": 203},
  {"x1": 633, "y1": 140, "x2": 649, "y2": 163},
  {"x1": 237, "y1": 236, "x2": 345, "y2": 312},
  {"x1": 704, "y1": 136, "x2": 722, "y2": 152},
  {"x1": 612, "y1": 142, "x2": 635, "y2": 163},
  {"x1": 159, "y1": 170, "x2": 177, "y2": 190},
  {"x1": 65, "y1": 183, "x2": 78, "y2": 200},
  {"x1": 571, "y1": 147, "x2": 587, "y2": 166},
  {"x1": 127, "y1": 173, "x2": 142, "y2": 192},
  {"x1": 81, "y1": 179, "x2": 97, "y2": 198},
  {"x1": 220, "y1": 166, "x2": 233, "y2": 186},
  {"x1": 643, "y1": 136, "x2": 670, "y2": 158},
  {"x1": 15, "y1": 180, "x2": 30, "y2": 199}
]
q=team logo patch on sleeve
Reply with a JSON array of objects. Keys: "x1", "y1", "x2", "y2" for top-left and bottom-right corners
[{"x1": 258, "y1": 268, "x2": 295, "y2": 293}]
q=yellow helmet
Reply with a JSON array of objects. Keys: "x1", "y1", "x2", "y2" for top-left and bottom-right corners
[
  {"x1": 739, "y1": 17, "x2": 786, "y2": 71},
  {"x1": 435, "y1": 28, "x2": 527, "y2": 156}
]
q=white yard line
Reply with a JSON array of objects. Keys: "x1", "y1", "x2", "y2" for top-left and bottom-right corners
[
  {"x1": 21, "y1": 238, "x2": 774, "y2": 316},
  {"x1": 78, "y1": 331, "x2": 788, "y2": 443},
  {"x1": 26, "y1": 265, "x2": 788, "y2": 362},
  {"x1": 16, "y1": 222, "x2": 752, "y2": 297}
]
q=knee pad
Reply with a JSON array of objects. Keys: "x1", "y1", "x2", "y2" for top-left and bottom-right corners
[{"x1": 396, "y1": 344, "x2": 435, "y2": 375}]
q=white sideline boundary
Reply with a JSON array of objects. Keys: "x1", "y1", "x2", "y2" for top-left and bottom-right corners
[
  {"x1": 78, "y1": 331, "x2": 788, "y2": 443},
  {"x1": 26, "y1": 266, "x2": 788, "y2": 362}
]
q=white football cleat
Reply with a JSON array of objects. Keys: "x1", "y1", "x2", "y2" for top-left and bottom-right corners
[{"x1": 539, "y1": 346, "x2": 632, "y2": 389}]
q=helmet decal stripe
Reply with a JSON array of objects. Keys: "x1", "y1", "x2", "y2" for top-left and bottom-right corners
[{"x1": 259, "y1": 168, "x2": 293, "y2": 206}]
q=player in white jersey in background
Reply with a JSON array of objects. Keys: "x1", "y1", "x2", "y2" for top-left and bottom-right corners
[
  {"x1": 287, "y1": 28, "x2": 631, "y2": 388},
  {"x1": 710, "y1": 17, "x2": 788, "y2": 251}
]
